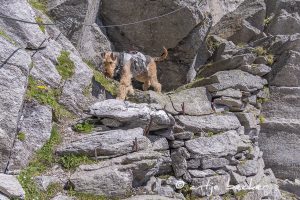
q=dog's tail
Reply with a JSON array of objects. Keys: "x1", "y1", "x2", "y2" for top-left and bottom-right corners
[{"x1": 153, "y1": 47, "x2": 168, "y2": 62}]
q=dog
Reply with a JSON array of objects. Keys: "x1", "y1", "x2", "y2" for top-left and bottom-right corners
[{"x1": 101, "y1": 47, "x2": 168, "y2": 100}]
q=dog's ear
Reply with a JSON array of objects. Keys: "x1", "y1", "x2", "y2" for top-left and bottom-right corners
[
  {"x1": 101, "y1": 52, "x2": 106, "y2": 59},
  {"x1": 110, "y1": 53, "x2": 117, "y2": 61}
]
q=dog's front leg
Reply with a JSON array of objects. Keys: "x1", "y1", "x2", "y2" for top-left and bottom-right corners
[{"x1": 116, "y1": 62, "x2": 132, "y2": 100}]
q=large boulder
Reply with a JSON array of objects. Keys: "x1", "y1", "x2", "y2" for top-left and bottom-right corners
[
  {"x1": 0, "y1": 37, "x2": 31, "y2": 172},
  {"x1": 211, "y1": 0, "x2": 266, "y2": 44},
  {"x1": 0, "y1": 174, "x2": 25, "y2": 199},
  {"x1": 48, "y1": 0, "x2": 112, "y2": 65},
  {"x1": 7, "y1": 102, "x2": 52, "y2": 172},
  {"x1": 259, "y1": 87, "x2": 300, "y2": 180}
]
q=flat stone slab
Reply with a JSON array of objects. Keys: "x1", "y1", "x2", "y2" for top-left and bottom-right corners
[
  {"x1": 185, "y1": 130, "x2": 251, "y2": 158},
  {"x1": 56, "y1": 128, "x2": 151, "y2": 158},
  {"x1": 176, "y1": 113, "x2": 241, "y2": 133},
  {"x1": 0, "y1": 174, "x2": 25, "y2": 199}
]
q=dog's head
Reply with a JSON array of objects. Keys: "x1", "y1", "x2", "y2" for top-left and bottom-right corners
[{"x1": 101, "y1": 52, "x2": 118, "y2": 78}]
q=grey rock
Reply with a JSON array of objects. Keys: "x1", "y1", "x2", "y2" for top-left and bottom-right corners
[
  {"x1": 169, "y1": 87, "x2": 213, "y2": 116},
  {"x1": 198, "y1": 54, "x2": 256, "y2": 78},
  {"x1": 229, "y1": 171, "x2": 246, "y2": 185},
  {"x1": 213, "y1": 39, "x2": 240, "y2": 61},
  {"x1": 101, "y1": 118, "x2": 122, "y2": 128},
  {"x1": 194, "y1": 70, "x2": 268, "y2": 92},
  {"x1": 278, "y1": 179, "x2": 300, "y2": 197},
  {"x1": 191, "y1": 174, "x2": 230, "y2": 197},
  {"x1": 185, "y1": 130, "x2": 251, "y2": 158},
  {"x1": 34, "y1": 175, "x2": 63, "y2": 191},
  {"x1": 202, "y1": 157, "x2": 229, "y2": 169},
  {"x1": 214, "y1": 97, "x2": 243, "y2": 110},
  {"x1": 267, "y1": 9, "x2": 300, "y2": 35},
  {"x1": 236, "y1": 112, "x2": 258, "y2": 129},
  {"x1": 237, "y1": 159, "x2": 261, "y2": 176},
  {"x1": 0, "y1": 194, "x2": 9, "y2": 200},
  {"x1": 174, "y1": 132, "x2": 194, "y2": 141},
  {"x1": 0, "y1": 37, "x2": 30, "y2": 171},
  {"x1": 153, "y1": 129, "x2": 175, "y2": 141},
  {"x1": 187, "y1": 159, "x2": 201, "y2": 169},
  {"x1": 269, "y1": 50, "x2": 300, "y2": 87},
  {"x1": 56, "y1": 128, "x2": 151, "y2": 158},
  {"x1": 48, "y1": 0, "x2": 112, "y2": 65},
  {"x1": 51, "y1": 194, "x2": 75, "y2": 200},
  {"x1": 90, "y1": 100, "x2": 174, "y2": 131},
  {"x1": 169, "y1": 140, "x2": 184, "y2": 149},
  {"x1": 189, "y1": 169, "x2": 216, "y2": 178},
  {"x1": 254, "y1": 56, "x2": 268, "y2": 65},
  {"x1": 8, "y1": 102, "x2": 52, "y2": 172},
  {"x1": 176, "y1": 113, "x2": 241, "y2": 133},
  {"x1": 0, "y1": 174, "x2": 25, "y2": 199},
  {"x1": 148, "y1": 136, "x2": 169, "y2": 151},
  {"x1": 0, "y1": 0, "x2": 47, "y2": 48},
  {"x1": 124, "y1": 195, "x2": 175, "y2": 200},
  {"x1": 239, "y1": 64, "x2": 271, "y2": 76},
  {"x1": 269, "y1": 34, "x2": 300, "y2": 54},
  {"x1": 212, "y1": 88, "x2": 243, "y2": 98},
  {"x1": 171, "y1": 147, "x2": 190, "y2": 177},
  {"x1": 211, "y1": 0, "x2": 266, "y2": 44}
]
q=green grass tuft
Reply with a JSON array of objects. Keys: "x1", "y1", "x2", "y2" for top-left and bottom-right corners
[
  {"x1": 0, "y1": 29, "x2": 15, "y2": 44},
  {"x1": 85, "y1": 60, "x2": 119, "y2": 96},
  {"x1": 235, "y1": 190, "x2": 249, "y2": 200},
  {"x1": 59, "y1": 154, "x2": 95, "y2": 170},
  {"x1": 17, "y1": 132, "x2": 26, "y2": 141},
  {"x1": 259, "y1": 115, "x2": 266, "y2": 124},
  {"x1": 266, "y1": 54, "x2": 274, "y2": 65},
  {"x1": 74, "y1": 121, "x2": 94, "y2": 133},
  {"x1": 35, "y1": 16, "x2": 46, "y2": 33},
  {"x1": 18, "y1": 125, "x2": 62, "y2": 200},
  {"x1": 206, "y1": 131, "x2": 214, "y2": 137},
  {"x1": 26, "y1": 76, "x2": 74, "y2": 121},
  {"x1": 56, "y1": 51, "x2": 75, "y2": 80},
  {"x1": 254, "y1": 46, "x2": 267, "y2": 56},
  {"x1": 68, "y1": 190, "x2": 109, "y2": 200},
  {"x1": 28, "y1": 0, "x2": 48, "y2": 13}
]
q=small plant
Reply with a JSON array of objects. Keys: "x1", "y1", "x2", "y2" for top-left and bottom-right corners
[
  {"x1": 264, "y1": 16, "x2": 273, "y2": 26},
  {"x1": 253, "y1": 46, "x2": 267, "y2": 56},
  {"x1": 56, "y1": 51, "x2": 75, "y2": 80},
  {"x1": 74, "y1": 121, "x2": 94, "y2": 133},
  {"x1": 259, "y1": 115, "x2": 266, "y2": 124},
  {"x1": 35, "y1": 16, "x2": 46, "y2": 33},
  {"x1": 0, "y1": 29, "x2": 15, "y2": 44},
  {"x1": 266, "y1": 54, "x2": 274, "y2": 65},
  {"x1": 28, "y1": 0, "x2": 48, "y2": 13},
  {"x1": 83, "y1": 84, "x2": 92, "y2": 97},
  {"x1": 235, "y1": 190, "x2": 249, "y2": 200},
  {"x1": 206, "y1": 35, "x2": 221, "y2": 52},
  {"x1": 85, "y1": 60, "x2": 119, "y2": 96},
  {"x1": 17, "y1": 132, "x2": 26, "y2": 141},
  {"x1": 206, "y1": 131, "x2": 214, "y2": 137},
  {"x1": 59, "y1": 154, "x2": 95, "y2": 170},
  {"x1": 68, "y1": 190, "x2": 109, "y2": 200},
  {"x1": 26, "y1": 76, "x2": 74, "y2": 121}
]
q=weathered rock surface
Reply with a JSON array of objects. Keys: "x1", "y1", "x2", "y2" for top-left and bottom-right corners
[
  {"x1": 176, "y1": 114, "x2": 241, "y2": 133},
  {"x1": 8, "y1": 102, "x2": 52, "y2": 172},
  {"x1": 0, "y1": 174, "x2": 25, "y2": 199},
  {"x1": 185, "y1": 130, "x2": 251, "y2": 158},
  {"x1": 89, "y1": 100, "x2": 174, "y2": 131},
  {"x1": 239, "y1": 64, "x2": 271, "y2": 76},
  {"x1": 57, "y1": 128, "x2": 151, "y2": 158},
  {"x1": 0, "y1": 37, "x2": 31, "y2": 172}
]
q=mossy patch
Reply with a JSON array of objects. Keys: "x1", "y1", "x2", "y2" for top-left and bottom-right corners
[
  {"x1": 68, "y1": 190, "x2": 110, "y2": 200},
  {"x1": 83, "y1": 84, "x2": 92, "y2": 97},
  {"x1": 253, "y1": 46, "x2": 268, "y2": 56},
  {"x1": 0, "y1": 29, "x2": 15, "y2": 44},
  {"x1": 35, "y1": 16, "x2": 46, "y2": 33},
  {"x1": 235, "y1": 190, "x2": 250, "y2": 200},
  {"x1": 17, "y1": 132, "x2": 26, "y2": 141},
  {"x1": 26, "y1": 76, "x2": 74, "y2": 121},
  {"x1": 56, "y1": 51, "x2": 75, "y2": 80},
  {"x1": 58, "y1": 154, "x2": 95, "y2": 170},
  {"x1": 74, "y1": 121, "x2": 94, "y2": 133},
  {"x1": 85, "y1": 60, "x2": 119, "y2": 96},
  {"x1": 206, "y1": 35, "x2": 221, "y2": 52},
  {"x1": 18, "y1": 124, "x2": 62, "y2": 200},
  {"x1": 264, "y1": 16, "x2": 273, "y2": 26},
  {"x1": 259, "y1": 115, "x2": 266, "y2": 124},
  {"x1": 28, "y1": 0, "x2": 48, "y2": 13},
  {"x1": 266, "y1": 54, "x2": 274, "y2": 65}
]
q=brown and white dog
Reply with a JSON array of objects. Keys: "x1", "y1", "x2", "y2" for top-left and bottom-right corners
[{"x1": 101, "y1": 47, "x2": 168, "y2": 100}]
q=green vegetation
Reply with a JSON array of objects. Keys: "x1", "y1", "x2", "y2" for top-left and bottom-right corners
[
  {"x1": 235, "y1": 190, "x2": 249, "y2": 200},
  {"x1": 206, "y1": 131, "x2": 214, "y2": 137},
  {"x1": 85, "y1": 60, "x2": 119, "y2": 96},
  {"x1": 259, "y1": 115, "x2": 266, "y2": 124},
  {"x1": 17, "y1": 132, "x2": 26, "y2": 141},
  {"x1": 18, "y1": 125, "x2": 62, "y2": 200},
  {"x1": 266, "y1": 54, "x2": 274, "y2": 65},
  {"x1": 59, "y1": 154, "x2": 95, "y2": 170},
  {"x1": 0, "y1": 29, "x2": 15, "y2": 44},
  {"x1": 28, "y1": 0, "x2": 48, "y2": 13},
  {"x1": 257, "y1": 98, "x2": 269, "y2": 104},
  {"x1": 254, "y1": 46, "x2": 267, "y2": 56},
  {"x1": 206, "y1": 35, "x2": 221, "y2": 52},
  {"x1": 264, "y1": 16, "x2": 273, "y2": 26},
  {"x1": 83, "y1": 84, "x2": 92, "y2": 97},
  {"x1": 74, "y1": 121, "x2": 94, "y2": 133},
  {"x1": 56, "y1": 51, "x2": 75, "y2": 80},
  {"x1": 35, "y1": 16, "x2": 46, "y2": 33},
  {"x1": 68, "y1": 190, "x2": 110, "y2": 200},
  {"x1": 26, "y1": 76, "x2": 74, "y2": 121}
]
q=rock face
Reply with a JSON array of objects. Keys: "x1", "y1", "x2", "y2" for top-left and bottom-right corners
[
  {"x1": 8, "y1": 102, "x2": 52, "y2": 172},
  {"x1": 0, "y1": 37, "x2": 30, "y2": 172},
  {"x1": 0, "y1": 174, "x2": 25, "y2": 199}
]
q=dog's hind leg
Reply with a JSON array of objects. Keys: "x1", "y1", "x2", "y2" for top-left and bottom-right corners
[
  {"x1": 143, "y1": 80, "x2": 151, "y2": 91},
  {"x1": 148, "y1": 61, "x2": 162, "y2": 93}
]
